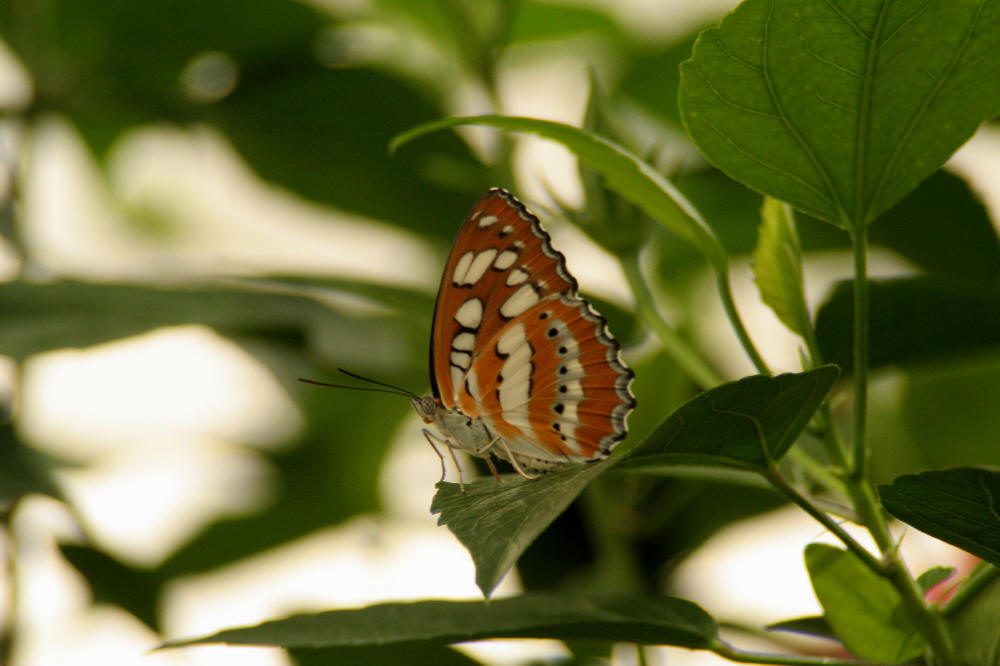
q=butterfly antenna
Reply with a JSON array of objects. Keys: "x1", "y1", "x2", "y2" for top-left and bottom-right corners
[{"x1": 297, "y1": 368, "x2": 419, "y2": 400}]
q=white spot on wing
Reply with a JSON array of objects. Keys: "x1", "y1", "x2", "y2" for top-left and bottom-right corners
[
  {"x1": 450, "y1": 351, "x2": 471, "y2": 369},
  {"x1": 463, "y1": 248, "x2": 498, "y2": 285},
  {"x1": 493, "y1": 250, "x2": 518, "y2": 270},
  {"x1": 500, "y1": 284, "x2": 539, "y2": 318},
  {"x1": 452, "y1": 251, "x2": 474, "y2": 285},
  {"x1": 478, "y1": 215, "x2": 499, "y2": 227},
  {"x1": 454, "y1": 298, "x2": 483, "y2": 328},
  {"x1": 452, "y1": 332, "x2": 475, "y2": 351},
  {"x1": 505, "y1": 268, "x2": 529, "y2": 286},
  {"x1": 496, "y1": 322, "x2": 532, "y2": 416}
]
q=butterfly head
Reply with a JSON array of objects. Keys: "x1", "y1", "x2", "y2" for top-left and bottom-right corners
[{"x1": 410, "y1": 395, "x2": 438, "y2": 424}]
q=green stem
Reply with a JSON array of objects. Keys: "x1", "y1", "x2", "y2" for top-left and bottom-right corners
[
  {"x1": 711, "y1": 637, "x2": 874, "y2": 665},
  {"x1": 848, "y1": 226, "x2": 869, "y2": 479},
  {"x1": 716, "y1": 268, "x2": 770, "y2": 377},
  {"x1": 941, "y1": 562, "x2": 999, "y2": 617},
  {"x1": 621, "y1": 252, "x2": 722, "y2": 390},
  {"x1": 765, "y1": 469, "x2": 884, "y2": 575}
]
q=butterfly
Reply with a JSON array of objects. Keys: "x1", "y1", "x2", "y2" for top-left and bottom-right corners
[{"x1": 304, "y1": 189, "x2": 635, "y2": 492}]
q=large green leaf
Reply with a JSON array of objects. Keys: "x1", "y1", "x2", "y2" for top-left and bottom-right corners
[
  {"x1": 752, "y1": 198, "x2": 810, "y2": 339},
  {"x1": 679, "y1": 0, "x2": 1000, "y2": 228},
  {"x1": 161, "y1": 594, "x2": 718, "y2": 650},
  {"x1": 392, "y1": 115, "x2": 728, "y2": 270},
  {"x1": 815, "y1": 278, "x2": 1000, "y2": 372},
  {"x1": 879, "y1": 468, "x2": 1000, "y2": 568},
  {"x1": 804, "y1": 544, "x2": 925, "y2": 663},
  {"x1": 622, "y1": 366, "x2": 839, "y2": 471},
  {"x1": 431, "y1": 461, "x2": 611, "y2": 597}
]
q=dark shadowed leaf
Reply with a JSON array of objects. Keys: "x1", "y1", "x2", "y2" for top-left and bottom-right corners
[
  {"x1": 622, "y1": 366, "x2": 839, "y2": 471},
  {"x1": 796, "y1": 169, "x2": 1000, "y2": 280},
  {"x1": 59, "y1": 545, "x2": 161, "y2": 631},
  {"x1": 815, "y1": 279, "x2": 1000, "y2": 372},
  {"x1": 766, "y1": 615, "x2": 836, "y2": 641},
  {"x1": 679, "y1": 0, "x2": 1000, "y2": 228},
  {"x1": 0, "y1": 424, "x2": 64, "y2": 507},
  {"x1": 161, "y1": 594, "x2": 718, "y2": 650},
  {"x1": 289, "y1": 643, "x2": 483, "y2": 666},
  {"x1": 431, "y1": 462, "x2": 610, "y2": 597},
  {"x1": 805, "y1": 544, "x2": 925, "y2": 663},
  {"x1": 879, "y1": 468, "x2": 1000, "y2": 568}
]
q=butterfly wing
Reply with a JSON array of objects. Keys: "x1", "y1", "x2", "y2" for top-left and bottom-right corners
[{"x1": 430, "y1": 188, "x2": 634, "y2": 466}]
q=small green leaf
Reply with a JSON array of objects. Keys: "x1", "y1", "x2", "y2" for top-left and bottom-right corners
[
  {"x1": 60, "y1": 545, "x2": 161, "y2": 631},
  {"x1": 916, "y1": 566, "x2": 956, "y2": 596},
  {"x1": 431, "y1": 462, "x2": 610, "y2": 597},
  {"x1": 679, "y1": 0, "x2": 1000, "y2": 228},
  {"x1": 805, "y1": 543, "x2": 925, "y2": 663},
  {"x1": 623, "y1": 366, "x2": 839, "y2": 471},
  {"x1": 752, "y1": 198, "x2": 810, "y2": 339},
  {"x1": 766, "y1": 615, "x2": 836, "y2": 641},
  {"x1": 392, "y1": 115, "x2": 727, "y2": 270},
  {"x1": 879, "y1": 468, "x2": 1000, "y2": 568},
  {"x1": 161, "y1": 594, "x2": 719, "y2": 650}
]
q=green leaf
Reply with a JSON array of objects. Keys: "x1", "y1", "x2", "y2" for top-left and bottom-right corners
[
  {"x1": 752, "y1": 198, "x2": 810, "y2": 339},
  {"x1": 804, "y1": 543, "x2": 925, "y2": 663},
  {"x1": 0, "y1": 423, "x2": 65, "y2": 507},
  {"x1": 161, "y1": 594, "x2": 718, "y2": 650},
  {"x1": 916, "y1": 566, "x2": 956, "y2": 596},
  {"x1": 288, "y1": 643, "x2": 483, "y2": 666},
  {"x1": 879, "y1": 468, "x2": 1000, "y2": 568},
  {"x1": 392, "y1": 115, "x2": 728, "y2": 270},
  {"x1": 765, "y1": 615, "x2": 836, "y2": 641},
  {"x1": 679, "y1": 0, "x2": 1000, "y2": 228},
  {"x1": 59, "y1": 545, "x2": 162, "y2": 631},
  {"x1": 622, "y1": 366, "x2": 839, "y2": 471},
  {"x1": 815, "y1": 278, "x2": 1000, "y2": 372},
  {"x1": 430, "y1": 462, "x2": 610, "y2": 597},
  {"x1": 946, "y1": 570, "x2": 1000, "y2": 666}
]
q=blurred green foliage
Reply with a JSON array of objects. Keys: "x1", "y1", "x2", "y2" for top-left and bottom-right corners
[{"x1": 2, "y1": 0, "x2": 1000, "y2": 663}]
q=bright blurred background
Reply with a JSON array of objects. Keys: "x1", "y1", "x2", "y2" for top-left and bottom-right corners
[{"x1": 0, "y1": 1, "x2": 996, "y2": 664}]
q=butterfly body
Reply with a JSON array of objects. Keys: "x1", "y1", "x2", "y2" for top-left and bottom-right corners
[{"x1": 420, "y1": 188, "x2": 635, "y2": 488}]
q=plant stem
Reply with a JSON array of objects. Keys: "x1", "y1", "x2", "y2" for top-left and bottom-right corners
[
  {"x1": 941, "y1": 562, "x2": 999, "y2": 616},
  {"x1": 765, "y1": 469, "x2": 884, "y2": 575},
  {"x1": 0, "y1": 511, "x2": 16, "y2": 666},
  {"x1": 840, "y1": 224, "x2": 954, "y2": 664},
  {"x1": 848, "y1": 226, "x2": 869, "y2": 479},
  {"x1": 621, "y1": 252, "x2": 722, "y2": 390},
  {"x1": 716, "y1": 268, "x2": 771, "y2": 377},
  {"x1": 711, "y1": 637, "x2": 874, "y2": 665}
]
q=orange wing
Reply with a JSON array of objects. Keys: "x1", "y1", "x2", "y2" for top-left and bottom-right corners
[{"x1": 429, "y1": 188, "x2": 634, "y2": 463}]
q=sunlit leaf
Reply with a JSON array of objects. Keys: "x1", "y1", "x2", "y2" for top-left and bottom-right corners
[
  {"x1": 805, "y1": 543, "x2": 925, "y2": 662},
  {"x1": 752, "y1": 198, "x2": 810, "y2": 339},
  {"x1": 680, "y1": 0, "x2": 1000, "y2": 228}
]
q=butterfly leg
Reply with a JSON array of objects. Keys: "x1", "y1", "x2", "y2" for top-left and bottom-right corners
[
  {"x1": 422, "y1": 428, "x2": 468, "y2": 494},
  {"x1": 495, "y1": 437, "x2": 540, "y2": 481}
]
